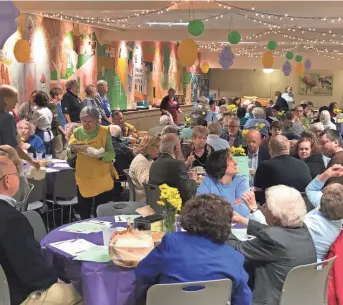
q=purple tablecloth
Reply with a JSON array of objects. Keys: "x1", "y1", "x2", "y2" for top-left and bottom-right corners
[{"x1": 41, "y1": 216, "x2": 136, "y2": 305}]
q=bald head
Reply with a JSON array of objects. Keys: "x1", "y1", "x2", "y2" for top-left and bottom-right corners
[
  {"x1": 0, "y1": 85, "x2": 17, "y2": 112},
  {"x1": 0, "y1": 156, "x2": 19, "y2": 197},
  {"x1": 247, "y1": 129, "x2": 262, "y2": 154},
  {"x1": 269, "y1": 135, "x2": 290, "y2": 157},
  {"x1": 160, "y1": 133, "x2": 181, "y2": 158}
]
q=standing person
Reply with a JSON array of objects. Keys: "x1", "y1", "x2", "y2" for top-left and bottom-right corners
[
  {"x1": 294, "y1": 105, "x2": 310, "y2": 130},
  {"x1": 31, "y1": 91, "x2": 54, "y2": 154},
  {"x1": 281, "y1": 86, "x2": 295, "y2": 110},
  {"x1": 82, "y1": 85, "x2": 103, "y2": 122},
  {"x1": 274, "y1": 91, "x2": 289, "y2": 111},
  {"x1": 160, "y1": 88, "x2": 181, "y2": 125},
  {"x1": 61, "y1": 79, "x2": 84, "y2": 123},
  {"x1": 68, "y1": 106, "x2": 116, "y2": 219},
  {"x1": 0, "y1": 85, "x2": 39, "y2": 169},
  {"x1": 96, "y1": 80, "x2": 112, "y2": 125},
  {"x1": 50, "y1": 87, "x2": 67, "y2": 129},
  {"x1": 17, "y1": 90, "x2": 37, "y2": 121}
]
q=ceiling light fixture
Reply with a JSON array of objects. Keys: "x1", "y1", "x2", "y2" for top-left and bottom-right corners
[{"x1": 263, "y1": 69, "x2": 274, "y2": 74}]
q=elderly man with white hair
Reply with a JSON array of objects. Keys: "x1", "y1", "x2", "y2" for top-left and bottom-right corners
[
  {"x1": 148, "y1": 114, "x2": 174, "y2": 136},
  {"x1": 310, "y1": 122, "x2": 325, "y2": 137},
  {"x1": 229, "y1": 185, "x2": 317, "y2": 305},
  {"x1": 96, "y1": 80, "x2": 112, "y2": 125},
  {"x1": 243, "y1": 107, "x2": 270, "y2": 137}
]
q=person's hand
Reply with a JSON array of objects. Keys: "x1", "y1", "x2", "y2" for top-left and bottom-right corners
[
  {"x1": 319, "y1": 164, "x2": 343, "y2": 182},
  {"x1": 30, "y1": 160, "x2": 41, "y2": 170},
  {"x1": 242, "y1": 190, "x2": 258, "y2": 212},
  {"x1": 249, "y1": 169, "x2": 256, "y2": 176},
  {"x1": 21, "y1": 143, "x2": 30, "y2": 150},
  {"x1": 185, "y1": 154, "x2": 195, "y2": 167},
  {"x1": 232, "y1": 211, "x2": 249, "y2": 226},
  {"x1": 71, "y1": 144, "x2": 88, "y2": 154}
]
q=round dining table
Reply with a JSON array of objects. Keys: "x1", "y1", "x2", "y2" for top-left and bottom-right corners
[{"x1": 41, "y1": 216, "x2": 136, "y2": 305}]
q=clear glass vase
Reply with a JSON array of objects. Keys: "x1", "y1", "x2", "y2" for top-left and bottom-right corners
[{"x1": 163, "y1": 208, "x2": 176, "y2": 233}]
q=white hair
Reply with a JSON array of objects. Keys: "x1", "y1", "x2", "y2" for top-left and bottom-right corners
[
  {"x1": 320, "y1": 110, "x2": 331, "y2": 123},
  {"x1": 160, "y1": 114, "x2": 172, "y2": 125},
  {"x1": 310, "y1": 122, "x2": 324, "y2": 133},
  {"x1": 97, "y1": 80, "x2": 108, "y2": 88},
  {"x1": 109, "y1": 125, "x2": 122, "y2": 138},
  {"x1": 265, "y1": 185, "x2": 306, "y2": 228},
  {"x1": 80, "y1": 106, "x2": 100, "y2": 121},
  {"x1": 252, "y1": 107, "x2": 265, "y2": 119}
]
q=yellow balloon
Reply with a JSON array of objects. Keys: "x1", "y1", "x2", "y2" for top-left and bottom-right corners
[
  {"x1": 262, "y1": 51, "x2": 274, "y2": 68},
  {"x1": 295, "y1": 62, "x2": 304, "y2": 76},
  {"x1": 177, "y1": 39, "x2": 198, "y2": 67},
  {"x1": 14, "y1": 39, "x2": 31, "y2": 63},
  {"x1": 201, "y1": 62, "x2": 210, "y2": 73}
]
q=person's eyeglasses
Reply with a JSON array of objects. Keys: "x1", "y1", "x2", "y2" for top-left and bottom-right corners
[
  {"x1": 228, "y1": 125, "x2": 239, "y2": 128},
  {"x1": 0, "y1": 172, "x2": 19, "y2": 181}
]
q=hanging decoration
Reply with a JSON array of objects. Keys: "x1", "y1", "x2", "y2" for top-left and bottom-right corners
[
  {"x1": 183, "y1": 71, "x2": 191, "y2": 84},
  {"x1": 200, "y1": 62, "x2": 210, "y2": 73},
  {"x1": 228, "y1": 31, "x2": 241, "y2": 44},
  {"x1": 285, "y1": 51, "x2": 294, "y2": 60},
  {"x1": 262, "y1": 51, "x2": 274, "y2": 68},
  {"x1": 304, "y1": 59, "x2": 312, "y2": 72},
  {"x1": 0, "y1": 1, "x2": 20, "y2": 48},
  {"x1": 177, "y1": 39, "x2": 198, "y2": 67},
  {"x1": 219, "y1": 46, "x2": 235, "y2": 70},
  {"x1": 267, "y1": 40, "x2": 278, "y2": 51},
  {"x1": 13, "y1": 40, "x2": 31, "y2": 63},
  {"x1": 295, "y1": 62, "x2": 305, "y2": 76},
  {"x1": 188, "y1": 19, "x2": 204, "y2": 36},
  {"x1": 282, "y1": 61, "x2": 292, "y2": 76},
  {"x1": 295, "y1": 55, "x2": 303, "y2": 62}
]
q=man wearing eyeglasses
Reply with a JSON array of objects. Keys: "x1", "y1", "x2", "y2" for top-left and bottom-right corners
[{"x1": 0, "y1": 156, "x2": 82, "y2": 305}]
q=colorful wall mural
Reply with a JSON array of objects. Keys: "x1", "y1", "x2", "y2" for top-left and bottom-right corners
[{"x1": 1, "y1": 14, "x2": 205, "y2": 109}]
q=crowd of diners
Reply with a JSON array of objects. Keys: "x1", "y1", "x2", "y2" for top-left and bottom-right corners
[{"x1": 0, "y1": 82, "x2": 343, "y2": 305}]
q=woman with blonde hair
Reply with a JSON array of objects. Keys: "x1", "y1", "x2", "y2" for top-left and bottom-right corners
[
  {"x1": 17, "y1": 120, "x2": 45, "y2": 157},
  {"x1": 320, "y1": 110, "x2": 336, "y2": 130},
  {"x1": 129, "y1": 136, "x2": 161, "y2": 202}
]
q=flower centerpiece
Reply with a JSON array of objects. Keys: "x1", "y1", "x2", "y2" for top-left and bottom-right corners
[
  {"x1": 185, "y1": 116, "x2": 191, "y2": 127},
  {"x1": 255, "y1": 123, "x2": 265, "y2": 131},
  {"x1": 157, "y1": 184, "x2": 182, "y2": 233},
  {"x1": 227, "y1": 104, "x2": 238, "y2": 114},
  {"x1": 276, "y1": 110, "x2": 285, "y2": 121},
  {"x1": 230, "y1": 146, "x2": 246, "y2": 156},
  {"x1": 333, "y1": 108, "x2": 342, "y2": 116},
  {"x1": 242, "y1": 129, "x2": 249, "y2": 138}
]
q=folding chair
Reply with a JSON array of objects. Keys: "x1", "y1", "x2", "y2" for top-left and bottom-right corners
[
  {"x1": 0, "y1": 265, "x2": 10, "y2": 305},
  {"x1": 143, "y1": 183, "x2": 162, "y2": 214},
  {"x1": 123, "y1": 169, "x2": 136, "y2": 201},
  {"x1": 22, "y1": 210, "x2": 47, "y2": 242},
  {"x1": 15, "y1": 183, "x2": 34, "y2": 212}
]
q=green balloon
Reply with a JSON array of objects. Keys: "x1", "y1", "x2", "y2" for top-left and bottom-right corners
[
  {"x1": 267, "y1": 40, "x2": 278, "y2": 51},
  {"x1": 295, "y1": 55, "x2": 303, "y2": 62},
  {"x1": 285, "y1": 51, "x2": 294, "y2": 60},
  {"x1": 228, "y1": 31, "x2": 241, "y2": 44},
  {"x1": 188, "y1": 19, "x2": 204, "y2": 36}
]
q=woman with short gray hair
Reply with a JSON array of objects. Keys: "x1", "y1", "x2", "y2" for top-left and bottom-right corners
[
  {"x1": 68, "y1": 106, "x2": 116, "y2": 219},
  {"x1": 243, "y1": 107, "x2": 270, "y2": 136}
]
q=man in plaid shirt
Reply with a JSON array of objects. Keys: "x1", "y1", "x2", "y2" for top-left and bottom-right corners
[{"x1": 112, "y1": 111, "x2": 139, "y2": 143}]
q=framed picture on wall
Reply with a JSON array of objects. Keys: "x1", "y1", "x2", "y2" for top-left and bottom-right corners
[{"x1": 176, "y1": 95, "x2": 185, "y2": 105}]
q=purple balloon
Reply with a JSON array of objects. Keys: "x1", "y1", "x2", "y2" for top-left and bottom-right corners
[
  {"x1": 0, "y1": 1, "x2": 20, "y2": 48},
  {"x1": 304, "y1": 59, "x2": 312, "y2": 73},
  {"x1": 219, "y1": 46, "x2": 235, "y2": 70},
  {"x1": 282, "y1": 61, "x2": 292, "y2": 76}
]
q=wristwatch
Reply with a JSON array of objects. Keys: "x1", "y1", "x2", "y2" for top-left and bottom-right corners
[{"x1": 250, "y1": 207, "x2": 258, "y2": 213}]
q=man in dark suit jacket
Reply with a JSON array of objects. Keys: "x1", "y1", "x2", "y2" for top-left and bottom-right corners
[
  {"x1": 229, "y1": 185, "x2": 317, "y2": 305},
  {"x1": 0, "y1": 156, "x2": 81, "y2": 305},
  {"x1": 254, "y1": 135, "x2": 312, "y2": 203},
  {"x1": 149, "y1": 133, "x2": 197, "y2": 204}
]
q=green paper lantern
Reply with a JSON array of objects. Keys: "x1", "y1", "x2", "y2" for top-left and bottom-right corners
[
  {"x1": 267, "y1": 40, "x2": 278, "y2": 51},
  {"x1": 285, "y1": 51, "x2": 294, "y2": 60},
  {"x1": 228, "y1": 31, "x2": 241, "y2": 44},
  {"x1": 295, "y1": 55, "x2": 303, "y2": 62},
  {"x1": 188, "y1": 19, "x2": 204, "y2": 36}
]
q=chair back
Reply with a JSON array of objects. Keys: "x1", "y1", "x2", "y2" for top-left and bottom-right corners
[
  {"x1": 123, "y1": 169, "x2": 136, "y2": 201},
  {"x1": 0, "y1": 265, "x2": 10, "y2": 305},
  {"x1": 53, "y1": 170, "x2": 77, "y2": 199},
  {"x1": 146, "y1": 279, "x2": 232, "y2": 305},
  {"x1": 22, "y1": 210, "x2": 47, "y2": 242},
  {"x1": 143, "y1": 183, "x2": 162, "y2": 214},
  {"x1": 24, "y1": 179, "x2": 45, "y2": 212},
  {"x1": 15, "y1": 183, "x2": 34, "y2": 212},
  {"x1": 279, "y1": 256, "x2": 337, "y2": 305}
]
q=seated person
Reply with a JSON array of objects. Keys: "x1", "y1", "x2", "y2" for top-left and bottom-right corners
[
  {"x1": 254, "y1": 135, "x2": 312, "y2": 204},
  {"x1": 220, "y1": 117, "x2": 245, "y2": 147},
  {"x1": 282, "y1": 111, "x2": 304, "y2": 139},
  {"x1": 237, "y1": 107, "x2": 248, "y2": 128},
  {"x1": 183, "y1": 126, "x2": 214, "y2": 168},
  {"x1": 109, "y1": 125, "x2": 134, "y2": 179},
  {"x1": 129, "y1": 136, "x2": 161, "y2": 202},
  {"x1": 17, "y1": 119, "x2": 46, "y2": 157},
  {"x1": 310, "y1": 122, "x2": 325, "y2": 138},
  {"x1": 148, "y1": 115, "x2": 173, "y2": 136},
  {"x1": 112, "y1": 111, "x2": 139, "y2": 143},
  {"x1": 161, "y1": 125, "x2": 179, "y2": 136},
  {"x1": 197, "y1": 149, "x2": 250, "y2": 217},
  {"x1": 149, "y1": 133, "x2": 197, "y2": 204},
  {"x1": 207, "y1": 121, "x2": 229, "y2": 151},
  {"x1": 243, "y1": 107, "x2": 270, "y2": 137},
  {"x1": 204, "y1": 99, "x2": 220, "y2": 123},
  {"x1": 0, "y1": 156, "x2": 82, "y2": 305},
  {"x1": 180, "y1": 114, "x2": 203, "y2": 140},
  {"x1": 135, "y1": 194, "x2": 252, "y2": 305},
  {"x1": 260, "y1": 120, "x2": 283, "y2": 151},
  {"x1": 230, "y1": 185, "x2": 316, "y2": 305}
]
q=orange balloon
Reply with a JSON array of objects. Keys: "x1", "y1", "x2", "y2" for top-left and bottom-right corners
[
  {"x1": 177, "y1": 39, "x2": 198, "y2": 67},
  {"x1": 13, "y1": 40, "x2": 31, "y2": 63},
  {"x1": 295, "y1": 62, "x2": 304, "y2": 76},
  {"x1": 262, "y1": 51, "x2": 274, "y2": 68},
  {"x1": 201, "y1": 62, "x2": 210, "y2": 73}
]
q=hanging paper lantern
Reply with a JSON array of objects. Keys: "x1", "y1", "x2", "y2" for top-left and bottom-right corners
[
  {"x1": 188, "y1": 19, "x2": 204, "y2": 36},
  {"x1": 267, "y1": 40, "x2": 278, "y2": 51},
  {"x1": 295, "y1": 55, "x2": 303, "y2": 62},
  {"x1": 295, "y1": 62, "x2": 304, "y2": 76},
  {"x1": 282, "y1": 61, "x2": 292, "y2": 76},
  {"x1": 0, "y1": 1, "x2": 20, "y2": 48},
  {"x1": 13, "y1": 39, "x2": 31, "y2": 63},
  {"x1": 228, "y1": 31, "x2": 241, "y2": 44},
  {"x1": 262, "y1": 51, "x2": 274, "y2": 68},
  {"x1": 285, "y1": 51, "x2": 294, "y2": 60},
  {"x1": 200, "y1": 62, "x2": 210, "y2": 73},
  {"x1": 177, "y1": 39, "x2": 198, "y2": 67},
  {"x1": 219, "y1": 46, "x2": 235, "y2": 70},
  {"x1": 304, "y1": 59, "x2": 312, "y2": 73}
]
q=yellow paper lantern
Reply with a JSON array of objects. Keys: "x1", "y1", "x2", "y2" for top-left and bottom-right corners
[
  {"x1": 13, "y1": 39, "x2": 31, "y2": 63},
  {"x1": 262, "y1": 51, "x2": 274, "y2": 68},
  {"x1": 295, "y1": 62, "x2": 304, "y2": 76},
  {"x1": 201, "y1": 62, "x2": 210, "y2": 73},
  {"x1": 177, "y1": 39, "x2": 198, "y2": 67}
]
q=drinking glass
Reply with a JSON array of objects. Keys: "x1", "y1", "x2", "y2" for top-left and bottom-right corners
[{"x1": 35, "y1": 152, "x2": 43, "y2": 160}]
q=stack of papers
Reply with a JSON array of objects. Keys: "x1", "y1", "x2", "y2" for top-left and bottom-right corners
[
  {"x1": 50, "y1": 239, "x2": 96, "y2": 256},
  {"x1": 60, "y1": 220, "x2": 112, "y2": 234},
  {"x1": 73, "y1": 245, "x2": 111, "y2": 263}
]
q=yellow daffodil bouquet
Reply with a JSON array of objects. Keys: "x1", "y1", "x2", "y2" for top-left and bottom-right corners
[
  {"x1": 185, "y1": 116, "x2": 191, "y2": 127},
  {"x1": 227, "y1": 104, "x2": 238, "y2": 114},
  {"x1": 157, "y1": 184, "x2": 182, "y2": 232},
  {"x1": 255, "y1": 123, "x2": 265, "y2": 131},
  {"x1": 242, "y1": 129, "x2": 249, "y2": 138},
  {"x1": 333, "y1": 108, "x2": 342, "y2": 115},
  {"x1": 230, "y1": 146, "x2": 246, "y2": 156}
]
